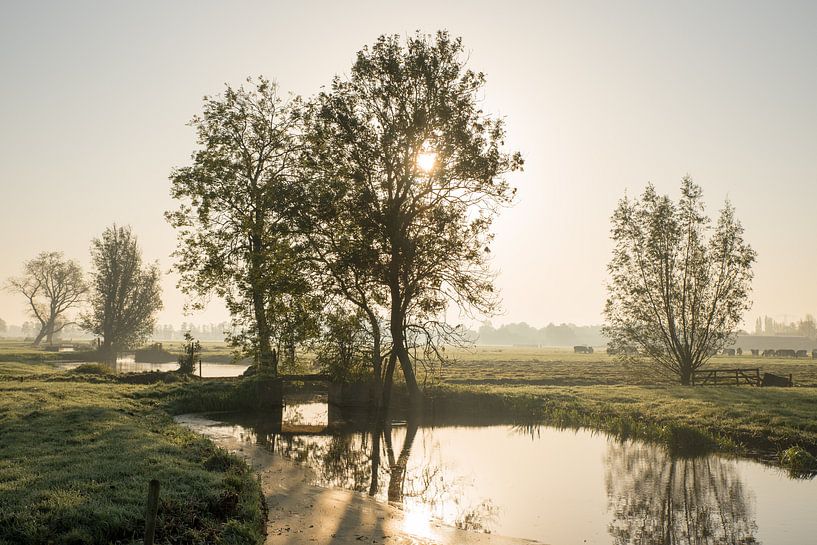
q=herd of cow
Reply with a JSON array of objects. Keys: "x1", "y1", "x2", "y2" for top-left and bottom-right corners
[{"x1": 574, "y1": 345, "x2": 817, "y2": 358}]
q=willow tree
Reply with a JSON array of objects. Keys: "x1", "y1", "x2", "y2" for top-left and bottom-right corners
[
  {"x1": 6, "y1": 251, "x2": 87, "y2": 346},
  {"x1": 604, "y1": 177, "x2": 756, "y2": 385},
  {"x1": 304, "y1": 32, "x2": 522, "y2": 406},
  {"x1": 82, "y1": 225, "x2": 162, "y2": 360},
  {"x1": 167, "y1": 78, "x2": 309, "y2": 375}
]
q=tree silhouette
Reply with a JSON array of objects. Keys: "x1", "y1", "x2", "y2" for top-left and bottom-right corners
[{"x1": 604, "y1": 178, "x2": 755, "y2": 384}]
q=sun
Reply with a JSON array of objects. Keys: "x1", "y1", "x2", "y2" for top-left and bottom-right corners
[{"x1": 417, "y1": 151, "x2": 436, "y2": 173}]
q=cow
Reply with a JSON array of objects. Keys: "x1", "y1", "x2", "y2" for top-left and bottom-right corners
[
  {"x1": 574, "y1": 345, "x2": 593, "y2": 354},
  {"x1": 723, "y1": 348, "x2": 736, "y2": 356},
  {"x1": 736, "y1": 348, "x2": 743, "y2": 356},
  {"x1": 796, "y1": 349, "x2": 808, "y2": 358},
  {"x1": 762, "y1": 349, "x2": 776, "y2": 357},
  {"x1": 750, "y1": 349, "x2": 759, "y2": 356},
  {"x1": 775, "y1": 349, "x2": 796, "y2": 358},
  {"x1": 813, "y1": 349, "x2": 817, "y2": 359}
]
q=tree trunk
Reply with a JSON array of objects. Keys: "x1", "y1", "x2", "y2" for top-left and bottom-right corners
[
  {"x1": 251, "y1": 284, "x2": 275, "y2": 374},
  {"x1": 101, "y1": 337, "x2": 114, "y2": 365},
  {"x1": 680, "y1": 362, "x2": 693, "y2": 386},
  {"x1": 388, "y1": 283, "x2": 421, "y2": 407},
  {"x1": 32, "y1": 324, "x2": 47, "y2": 346},
  {"x1": 368, "y1": 314, "x2": 383, "y2": 413},
  {"x1": 45, "y1": 317, "x2": 56, "y2": 346},
  {"x1": 381, "y1": 352, "x2": 398, "y2": 416}
]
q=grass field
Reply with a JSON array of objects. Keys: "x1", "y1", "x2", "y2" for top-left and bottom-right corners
[
  {"x1": 435, "y1": 345, "x2": 817, "y2": 386},
  {"x1": 428, "y1": 346, "x2": 817, "y2": 468},
  {"x1": 2, "y1": 337, "x2": 816, "y2": 539},
  {"x1": 0, "y1": 363, "x2": 265, "y2": 545}
]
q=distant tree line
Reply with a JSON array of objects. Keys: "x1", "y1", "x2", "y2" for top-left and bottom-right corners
[
  {"x1": 475, "y1": 322, "x2": 606, "y2": 347},
  {"x1": 754, "y1": 314, "x2": 817, "y2": 338}
]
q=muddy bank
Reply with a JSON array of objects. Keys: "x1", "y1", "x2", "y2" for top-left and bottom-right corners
[{"x1": 175, "y1": 414, "x2": 544, "y2": 545}]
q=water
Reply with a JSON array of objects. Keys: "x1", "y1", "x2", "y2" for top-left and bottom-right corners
[
  {"x1": 186, "y1": 403, "x2": 817, "y2": 544},
  {"x1": 55, "y1": 355, "x2": 249, "y2": 377}
]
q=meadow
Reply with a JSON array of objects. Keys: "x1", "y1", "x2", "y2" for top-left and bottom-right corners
[
  {"x1": 1, "y1": 339, "x2": 815, "y2": 544},
  {"x1": 0, "y1": 361, "x2": 265, "y2": 545},
  {"x1": 423, "y1": 346, "x2": 816, "y2": 460}
]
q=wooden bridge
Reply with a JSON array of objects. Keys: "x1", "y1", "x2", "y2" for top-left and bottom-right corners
[{"x1": 255, "y1": 374, "x2": 372, "y2": 408}]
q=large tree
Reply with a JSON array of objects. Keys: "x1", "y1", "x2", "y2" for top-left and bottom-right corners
[
  {"x1": 167, "y1": 77, "x2": 308, "y2": 375},
  {"x1": 303, "y1": 32, "x2": 522, "y2": 406},
  {"x1": 6, "y1": 251, "x2": 87, "y2": 346},
  {"x1": 604, "y1": 177, "x2": 756, "y2": 385},
  {"x1": 82, "y1": 225, "x2": 162, "y2": 360}
]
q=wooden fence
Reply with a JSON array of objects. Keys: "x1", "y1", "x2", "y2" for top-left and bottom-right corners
[{"x1": 692, "y1": 368, "x2": 761, "y2": 386}]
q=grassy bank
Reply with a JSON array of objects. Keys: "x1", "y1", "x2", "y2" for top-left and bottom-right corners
[
  {"x1": 0, "y1": 364, "x2": 265, "y2": 545},
  {"x1": 431, "y1": 382, "x2": 817, "y2": 463}
]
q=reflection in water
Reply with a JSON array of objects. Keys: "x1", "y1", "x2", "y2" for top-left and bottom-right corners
[
  {"x1": 606, "y1": 441, "x2": 758, "y2": 544},
  {"x1": 54, "y1": 355, "x2": 249, "y2": 377},
  {"x1": 246, "y1": 408, "x2": 498, "y2": 534},
  {"x1": 188, "y1": 407, "x2": 817, "y2": 544}
]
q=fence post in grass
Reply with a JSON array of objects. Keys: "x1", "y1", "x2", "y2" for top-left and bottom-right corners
[
  {"x1": 144, "y1": 479, "x2": 160, "y2": 545},
  {"x1": 199, "y1": 358, "x2": 202, "y2": 378}
]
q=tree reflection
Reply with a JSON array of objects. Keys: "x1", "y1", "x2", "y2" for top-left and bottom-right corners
[
  {"x1": 606, "y1": 441, "x2": 758, "y2": 544},
  {"x1": 255, "y1": 418, "x2": 497, "y2": 533}
]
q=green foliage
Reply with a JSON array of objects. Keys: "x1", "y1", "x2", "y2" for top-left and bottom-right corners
[
  {"x1": 604, "y1": 178, "x2": 756, "y2": 384},
  {"x1": 303, "y1": 31, "x2": 522, "y2": 401},
  {"x1": 780, "y1": 446, "x2": 817, "y2": 477},
  {"x1": 66, "y1": 363, "x2": 112, "y2": 376},
  {"x1": 82, "y1": 225, "x2": 163, "y2": 357},
  {"x1": 167, "y1": 77, "x2": 314, "y2": 374},
  {"x1": 178, "y1": 332, "x2": 202, "y2": 375},
  {"x1": 314, "y1": 307, "x2": 373, "y2": 383}
]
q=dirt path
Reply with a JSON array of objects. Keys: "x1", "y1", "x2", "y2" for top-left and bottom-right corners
[{"x1": 176, "y1": 414, "x2": 545, "y2": 545}]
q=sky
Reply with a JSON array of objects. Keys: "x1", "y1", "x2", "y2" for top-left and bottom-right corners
[{"x1": 1, "y1": 1, "x2": 816, "y2": 329}]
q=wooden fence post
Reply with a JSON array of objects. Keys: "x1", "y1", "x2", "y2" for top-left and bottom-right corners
[{"x1": 144, "y1": 479, "x2": 160, "y2": 545}]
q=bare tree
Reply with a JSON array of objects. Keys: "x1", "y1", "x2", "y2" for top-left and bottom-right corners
[
  {"x1": 6, "y1": 251, "x2": 87, "y2": 346},
  {"x1": 604, "y1": 177, "x2": 756, "y2": 384},
  {"x1": 82, "y1": 225, "x2": 163, "y2": 360}
]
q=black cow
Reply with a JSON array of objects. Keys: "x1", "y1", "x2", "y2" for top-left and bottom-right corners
[
  {"x1": 574, "y1": 345, "x2": 593, "y2": 354},
  {"x1": 722, "y1": 348, "x2": 736, "y2": 356}
]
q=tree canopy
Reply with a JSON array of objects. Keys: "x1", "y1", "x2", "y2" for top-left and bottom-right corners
[
  {"x1": 167, "y1": 78, "x2": 311, "y2": 374},
  {"x1": 302, "y1": 31, "x2": 522, "y2": 406},
  {"x1": 6, "y1": 251, "x2": 87, "y2": 346},
  {"x1": 604, "y1": 177, "x2": 756, "y2": 384},
  {"x1": 82, "y1": 225, "x2": 163, "y2": 359}
]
